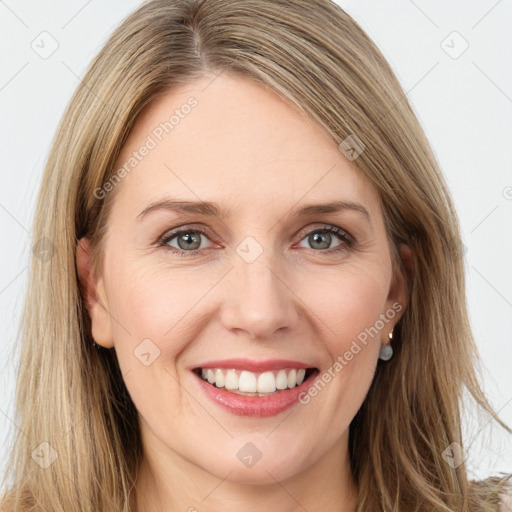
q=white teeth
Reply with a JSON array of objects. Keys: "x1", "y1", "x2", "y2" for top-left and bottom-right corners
[
  {"x1": 238, "y1": 371, "x2": 257, "y2": 392},
  {"x1": 214, "y1": 369, "x2": 225, "y2": 388},
  {"x1": 257, "y1": 371, "x2": 276, "y2": 393},
  {"x1": 275, "y1": 369, "x2": 288, "y2": 389},
  {"x1": 287, "y1": 369, "x2": 297, "y2": 389},
  {"x1": 198, "y1": 367, "x2": 311, "y2": 393},
  {"x1": 224, "y1": 370, "x2": 239, "y2": 390}
]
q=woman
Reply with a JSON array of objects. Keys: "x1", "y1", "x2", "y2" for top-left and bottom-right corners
[{"x1": 1, "y1": 0, "x2": 510, "y2": 510}]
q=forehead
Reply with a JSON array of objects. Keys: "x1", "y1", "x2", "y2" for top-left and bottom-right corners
[{"x1": 111, "y1": 73, "x2": 379, "y2": 219}]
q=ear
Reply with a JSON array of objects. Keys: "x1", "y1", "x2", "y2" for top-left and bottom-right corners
[
  {"x1": 385, "y1": 243, "x2": 413, "y2": 328},
  {"x1": 76, "y1": 237, "x2": 114, "y2": 348}
]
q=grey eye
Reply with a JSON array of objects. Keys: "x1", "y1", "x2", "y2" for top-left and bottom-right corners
[
  {"x1": 163, "y1": 230, "x2": 212, "y2": 251},
  {"x1": 297, "y1": 229, "x2": 345, "y2": 251}
]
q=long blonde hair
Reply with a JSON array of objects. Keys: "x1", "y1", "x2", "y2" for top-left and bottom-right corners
[{"x1": 1, "y1": 0, "x2": 510, "y2": 510}]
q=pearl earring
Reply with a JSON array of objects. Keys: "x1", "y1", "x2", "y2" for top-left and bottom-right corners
[{"x1": 379, "y1": 328, "x2": 394, "y2": 361}]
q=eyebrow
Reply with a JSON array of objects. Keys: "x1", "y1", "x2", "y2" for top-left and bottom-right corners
[{"x1": 137, "y1": 199, "x2": 370, "y2": 222}]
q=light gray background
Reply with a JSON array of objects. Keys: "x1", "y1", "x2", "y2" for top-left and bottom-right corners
[{"x1": 1, "y1": 0, "x2": 511, "y2": 487}]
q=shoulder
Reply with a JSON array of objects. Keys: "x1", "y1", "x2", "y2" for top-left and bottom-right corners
[
  {"x1": 470, "y1": 475, "x2": 512, "y2": 512},
  {"x1": 501, "y1": 485, "x2": 512, "y2": 512}
]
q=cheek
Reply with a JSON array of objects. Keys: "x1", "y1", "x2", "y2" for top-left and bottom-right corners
[
  {"x1": 304, "y1": 262, "x2": 389, "y2": 355},
  {"x1": 105, "y1": 265, "x2": 200, "y2": 423},
  {"x1": 109, "y1": 262, "x2": 210, "y2": 352},
  {"x1": 298, "y1": 273, "x2": 386, "y2": 431}
]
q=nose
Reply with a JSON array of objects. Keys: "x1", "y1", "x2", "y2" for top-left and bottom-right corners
[{"x1": 220, "y1": 250, "x2": 300, "y2": 340}]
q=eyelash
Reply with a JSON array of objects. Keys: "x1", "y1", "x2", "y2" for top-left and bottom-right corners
[{"x1": 157, "y1": 224, "x2": 355, "y2": 257}]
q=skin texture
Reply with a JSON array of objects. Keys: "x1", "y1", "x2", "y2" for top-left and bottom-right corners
[{"x1": 77, "y1": 73, "x2": 411, "y2": 512}]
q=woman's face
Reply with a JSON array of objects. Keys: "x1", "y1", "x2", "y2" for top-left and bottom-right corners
[{"x1": 79, "y1": 73, "x2": 409, "y2": 486}]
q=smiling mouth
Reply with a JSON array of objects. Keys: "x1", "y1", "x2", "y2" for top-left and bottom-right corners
[{"x1": 192, "y1": 367, "x2": 318, "y2": 397}]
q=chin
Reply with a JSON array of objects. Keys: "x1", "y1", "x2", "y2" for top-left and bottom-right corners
[{"x1": 194, "y1": 440, "x2": 313, "y2": 485}]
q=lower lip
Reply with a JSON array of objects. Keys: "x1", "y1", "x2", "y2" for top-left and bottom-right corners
[{"x1": 193, "y1": 370, "x2": 319, "y2": 417}]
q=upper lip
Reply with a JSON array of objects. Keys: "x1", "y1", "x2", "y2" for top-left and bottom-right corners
[{"x1": 191, "y1": 358, "x2": 316, "y2": 372}]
